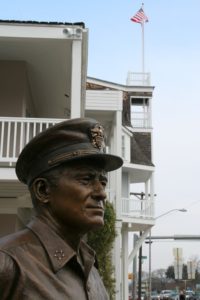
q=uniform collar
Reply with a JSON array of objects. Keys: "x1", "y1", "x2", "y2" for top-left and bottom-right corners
[{"x1": 26, "y1": 217, "x2": 96, "y2": 274}]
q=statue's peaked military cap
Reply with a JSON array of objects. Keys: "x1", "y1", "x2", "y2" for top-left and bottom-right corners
[{"x1": 16, "y1": 118, "x2": 123, "y2": 185}]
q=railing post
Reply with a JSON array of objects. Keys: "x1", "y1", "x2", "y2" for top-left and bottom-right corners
[
  {"x1": 0, "y1": 117, "x2": 65, "y2": 166},
  {"x1": 0, "y1": 121, "x2": 4, "y2": 158},
  {"x1": 121, "y1": 195, "x2": 154, "y2": 219}
]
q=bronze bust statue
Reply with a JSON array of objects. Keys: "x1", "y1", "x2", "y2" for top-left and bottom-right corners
[{"x1": 0, "y1": 118, "x2": 123, "y2": 299}]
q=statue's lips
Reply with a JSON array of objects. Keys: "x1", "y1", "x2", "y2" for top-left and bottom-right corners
[{"x1": 85, "y1": 205, "x2": 104, "y2": 214}]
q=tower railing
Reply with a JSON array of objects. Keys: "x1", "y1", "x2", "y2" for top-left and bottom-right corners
[{"x1": 126, "y1": 72, "x2": 151, "y2": 86}]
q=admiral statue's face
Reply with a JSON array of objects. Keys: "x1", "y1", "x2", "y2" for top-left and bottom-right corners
[{"x1": 47, "y1": 160, "x2": 107, "y2": 233}]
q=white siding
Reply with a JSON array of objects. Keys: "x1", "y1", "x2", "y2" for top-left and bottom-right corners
[{"x1": 86, "y1": 90, "x2": 122, "y2": 111}]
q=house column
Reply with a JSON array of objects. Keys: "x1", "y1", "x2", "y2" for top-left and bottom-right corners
[
  {"x1": 150, "y1": 172, "x2": 155, "y2": 217},
  {"x1": 71, "y1": 40, "x2": 82, "y2": 118},
  {"x1": 122, "y1": 224, "x2": 129, "y2": 300},
  {"x1": 114, "y1": 220, "x2": 122, "y2": 300},
  {"x1": 114, "y1": 110, "x2": 122, "y2": 219},
  {"x1": 113, "y1": 105, "x2": 123, "y2": 299},
  {"x1": 148, "y1": 98, "x2": 152, "y2": 127}
]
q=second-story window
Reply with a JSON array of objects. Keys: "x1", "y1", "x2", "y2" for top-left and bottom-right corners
[{"x1": 130, "y1": 97, "x2": 150, "y2": 129}]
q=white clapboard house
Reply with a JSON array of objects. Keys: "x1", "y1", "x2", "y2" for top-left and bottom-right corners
[{"x1": 0, "y1": 20, "x2": 155, "y2": 300}]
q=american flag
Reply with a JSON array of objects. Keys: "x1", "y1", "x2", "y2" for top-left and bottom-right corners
[{"x1": 130, "y1": 7, "x2": 148, "y2": 24}]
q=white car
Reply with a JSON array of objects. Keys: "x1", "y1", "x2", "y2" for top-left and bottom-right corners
[{"x1": 160, "y1": 290, "x2": 173, "y2": 300}]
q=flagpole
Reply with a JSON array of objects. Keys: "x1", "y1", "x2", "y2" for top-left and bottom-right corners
[
  {"x1": 141, "y1": 21, "x2": 145, "y2": 74},
  {"x1": 141, "y1": 3, "x2": 145, "y2": 74},
  {"x1": 130, "y1": 2, "x2": 148, "y2": 83}
]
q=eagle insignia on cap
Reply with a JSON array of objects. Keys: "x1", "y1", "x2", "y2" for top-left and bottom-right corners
[{"x1": 90, "y1": 124, "x2": 105, "y2": 150}]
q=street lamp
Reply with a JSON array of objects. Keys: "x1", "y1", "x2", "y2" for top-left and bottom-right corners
[
  {"x1": 155, "y1": 208, "x2": 187, "y2": 220},
  {"x1": 147, "y1": 208, "x2": 187, "y2": 300}
]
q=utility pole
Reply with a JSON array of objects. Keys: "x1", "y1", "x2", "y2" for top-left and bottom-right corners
[
  {"x1": 138, "y1": 232, "x2": 143, "y2": 300},
  {"x1": 133, "y1": 234, "x2": 138, "y2": 300},
  {"x1": 145, "y1": 235, "x2": 152, "y2": 300},
  {"x1": 131, "y1": 192, "x2": 145, "y2": 300}
]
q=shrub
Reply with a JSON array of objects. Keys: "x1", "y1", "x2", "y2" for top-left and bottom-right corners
[{"x1": 87, "y1": 201, "x2": 117, "y2": 299}]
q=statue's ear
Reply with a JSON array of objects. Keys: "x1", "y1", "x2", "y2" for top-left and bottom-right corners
[{"x1": 32, "y1": 178, "x2": 51, "y2": 204}]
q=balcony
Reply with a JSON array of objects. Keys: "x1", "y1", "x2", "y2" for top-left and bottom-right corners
[
  {"x1": 0, "y1": 117, "x2": 64, "y2": 166},
  {"x1": 126, "y1": 72, "x2": 151, "y2": 86},
  {"x1": 131, "y1": 111, "x2": 151, "y2": 128},
  {"x1": 122, "y1": 197, "x2": 154, "y2": 219}
]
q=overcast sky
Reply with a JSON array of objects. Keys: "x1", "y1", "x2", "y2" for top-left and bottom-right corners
[{"x1": 1, "y1": 0, "x2": 200, "y2": 272}]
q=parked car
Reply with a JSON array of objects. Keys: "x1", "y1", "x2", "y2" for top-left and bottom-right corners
[
  {"x1": 160, "y1": 290, "x2": 173, "y2": 300},
  {"x1": 168, "y1": 291, "x2": 179, "y2": 300},
  {"x1": 185, "y1": 290, "x2": 195, "y2": 300},
  {"x1": 151, "y1": 291, "x2": 160, "y2": 300},
  {"x1": 141, "y1": 291, "x2": 147, "y2": 300},
  {"x1": 194, "y1": 292, "x2": 200, "y2": 300},
  {"x1": 135, "y1": 291, "x2": 147, "y2": 300}
]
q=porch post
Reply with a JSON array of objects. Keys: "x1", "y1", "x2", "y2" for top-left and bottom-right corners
[
  {"x1": 122, "y1": 224, "x2": 129, "y2": 300},
  {"x1": 71, "y1": 40, "x2": 82, "y2": 118}
]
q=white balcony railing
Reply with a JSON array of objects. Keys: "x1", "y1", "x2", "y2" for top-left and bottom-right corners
[
  {"x1": 126, "y1": 72, "x2": 151, "y2": 86},
  {"x1": 0, "y1": 117, "x2": 64, "y2": 166},
  {"x1": 122, "y1": 197, "x2": 154, "y2": 219},
  {"x1": 131, "y1": 112, "x2": 151, "y2": 128}
]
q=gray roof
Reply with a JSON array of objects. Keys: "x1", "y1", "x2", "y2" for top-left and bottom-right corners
[{"x1": 0, "y1": 20, "x2": 85, "y2": 27}]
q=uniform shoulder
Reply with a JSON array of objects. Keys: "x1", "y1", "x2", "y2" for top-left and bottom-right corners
[
  {"x1": 0, "y1": 228, "x2": 33, "y2": 251},
  {"x1": 0, "y1": 250, "x2": 17, "y2": 273},
  {"x1": 0, "y1": 249, "x2": 25, "y2": 299}
]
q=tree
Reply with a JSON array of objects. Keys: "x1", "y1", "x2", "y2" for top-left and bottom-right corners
[
  {"x1": 182, "y1": 264, "x2": 188, "y2": 280},
  {"x1": 188, "y1": 255, "x2": 200, "y2": 283},
  {"x1": 166, "y1": 264, "x2": 188, "y2": 280},
  {"x1": 166, "y1": 265, "x2": 175, "y2": 279},
  {"x1": 152, "y1": 268, "x2": 167, "y2": 280},
  {"x1": 151, "y1": 269, "x2": 168, "y2": 291},
  {"x1": 87, "y1": 201, "x2": 117, "y2": 300}
]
